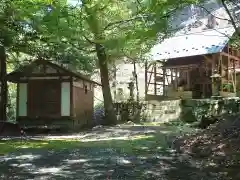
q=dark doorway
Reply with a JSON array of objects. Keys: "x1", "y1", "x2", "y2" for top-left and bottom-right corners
[{"x1": 27, "y1": 80, "x2": 61, "y2": 118}]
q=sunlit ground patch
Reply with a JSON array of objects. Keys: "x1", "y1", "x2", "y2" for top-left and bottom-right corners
[
  {"x1": 0, "y1": 134, "x2": 155, "y2": 155},
  {"x1": 0, "y1": 123, "x2": 194, "y2": 155}
]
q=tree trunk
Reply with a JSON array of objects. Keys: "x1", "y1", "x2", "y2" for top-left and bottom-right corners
[
  {"x1": 0, "y1": 45, "x2": 7, "y2": 121},
  {"x1": 95, "y1": 43, "x2": 117, "y2": 125},
  {"x1": 133, "y1": 59, "x2": 139, "y2": 102},
  {"x1": 132, "y1": 59, "x2": 141, "y2": 123},
  {"x1": 113, "y1": 62, "x2": 117, "y2": 101}
]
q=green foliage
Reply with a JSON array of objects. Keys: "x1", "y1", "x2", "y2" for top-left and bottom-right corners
[
  {"x1": 114, "y1": 102, "x2": 147, "y2": 122},
  {"x1": 0, "y1": 0, "x2": 96, "y2": 73},
  {"x1": 222, "y1": 83, "x2": 234, "y2": 92},
  {"x1": 1, "y1": 0, "x2": 203, "y2": 123},
  {"x1": 180, "y1": 98, "x2": 240, "y2": 129},
  {"x1": 7, "y1": 83, "x2": 16, "y2": 121}
]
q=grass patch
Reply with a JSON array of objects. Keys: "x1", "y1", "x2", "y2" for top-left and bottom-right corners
[
  {"x1": 0, "y1": 139, "x2": 81, "y2": 155},
  {"x1": 0, "y1": 124, "x2": 196, "y2": 156},
  {"x1": 0, "y1": 135, "x2": 158, "y2": 155}
]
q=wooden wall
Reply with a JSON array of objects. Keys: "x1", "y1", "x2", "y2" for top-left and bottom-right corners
[
  {"x1": 17, "y1": 79, "x2": 70, "y2": 118},
  {"x1": 72, "y1": 80, "x2": 94, "y2": 128}
]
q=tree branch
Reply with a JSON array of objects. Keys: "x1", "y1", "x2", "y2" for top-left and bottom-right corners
[
  {"x1": 103, "y1": 8, "x2": 178, "y2": 31},
  {"x1": 221, "y1": 0, "x2": 240, "y2": 36},
  {"x1": 103, "y1": 16, "x2": 143, "y2": 31},
  {"x1": 83, "y1": 35, "x2": 96, "y2": 44},
  {"x1": 195, "y1": 4, "x2": 231, "y2": 22}
]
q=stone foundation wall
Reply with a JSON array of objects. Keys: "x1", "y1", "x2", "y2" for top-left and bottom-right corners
[
  {"x1": 114, "y1": 97, "x2": 240, "y2": 123},
  {"x1": 114, "y1": 100, "x2": 182, "y2": 123}
]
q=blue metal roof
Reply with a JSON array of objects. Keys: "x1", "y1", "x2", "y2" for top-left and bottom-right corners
[
  {"x1": 148, "y1": 0, "x2": 236, "y2": 60},
  {"x1": 150, "y1": 26, "x2": 235, "y2": 60}
]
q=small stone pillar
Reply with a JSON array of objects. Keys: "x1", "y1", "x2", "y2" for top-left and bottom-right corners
[{"x1": 210, "y1": 70, "x2": 222, "y2": 99}]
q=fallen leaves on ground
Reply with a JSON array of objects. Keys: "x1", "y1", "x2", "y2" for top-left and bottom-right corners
[{"x1": 173, "y1": 114, "x2": 240, "y2": 179}]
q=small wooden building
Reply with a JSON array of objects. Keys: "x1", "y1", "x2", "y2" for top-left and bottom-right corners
[
  {"x1": 7, "y1": 59, "x2": 100, "y2": 129},
  {"x1": 145, "y1": 27, "x2": 240, "y2": 100},
  {"x1": 144, "y1": 0, "x2": 240, "y2": 100}
]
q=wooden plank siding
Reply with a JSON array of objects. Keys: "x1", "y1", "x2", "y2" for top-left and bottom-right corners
[
  {"x1": 72, "y1": 81, "x2": 94, "y2": 128},
  {"x1": 27, "y1": 80, "x2": 61, "y2": 118}
]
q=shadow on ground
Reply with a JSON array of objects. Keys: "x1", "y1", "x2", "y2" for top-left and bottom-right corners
[{"x1": 0, "y1": 124, "x2": 233, "y2": 180}]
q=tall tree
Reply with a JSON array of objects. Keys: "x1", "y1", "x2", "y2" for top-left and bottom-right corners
[
  {"x1": 0, "y1": 0, "x2": 96, "y2": 120},
  {"x1": 0, "y1": 0, "x2": 198, "y2": 123},
  {"x1": 0, "y1": 0, "x2": 53, "y2": 120},
  {"x1": 66, "y1": 0, "x2": 193, "y2": 124}
]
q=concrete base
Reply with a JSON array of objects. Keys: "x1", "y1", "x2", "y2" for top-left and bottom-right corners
[{"x1": 211, "y1": 96, "x2": 223, "y2": 100}]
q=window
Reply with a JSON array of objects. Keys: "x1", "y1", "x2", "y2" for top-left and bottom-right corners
[{"x1": 84, "y1": 85, "x2": 88, "y2": 94}]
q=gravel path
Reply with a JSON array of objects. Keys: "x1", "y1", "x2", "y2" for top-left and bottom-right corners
[{"x1": 0, "y1": 125, "x2": 220, "y2": 180}]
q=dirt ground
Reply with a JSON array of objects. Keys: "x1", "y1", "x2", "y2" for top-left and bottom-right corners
[{"x1": 0, "y1": 122, "x2": 239, "y2": 180}]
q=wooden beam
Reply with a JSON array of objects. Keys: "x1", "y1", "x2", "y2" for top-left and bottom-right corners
[
  {"x1": 164, "y1": 64, "x2": 199, "y2": 69},
  {"x1": 16, "y1": 79, "x2": 71, "y2": 83},
  {"x1": 221, "y1": 52, "x2": 240, "y2": 61},
  {"x1": 163, "y1": 67, "x2": 166, "y2": 96},
  {"x1": 146, "y1": 65, "x2": 154, "y2": 94},
  {"x1": 154, "y1": 63, "x2": 157, "y2": 95},
  {"x1": 211, "y1": 54, "x2": 216, "y2": 95},
  {"x1": 12, "y1": 73, "x2": 71, "y2": 78},
  {"x1": 148, "y1": 82, "x2": 164, "y2": 85},
  {"x1": 147, "y1": 71, "x2": 163, "y2": 75},
  {"x1": 175, "y1": 68, "x2": 179, "y2": 91},
  {"x1": 187, "y1": 67, "x2": 190, "y2": 91},
  {"x1": 16, "y1": 83, "x2": 19, "y2": 118},
  {"x1": 227, "y1": 45, "x2": 230, "y2": 85},
  {"x1": 219, "y1": 54, "x2": 223, "y2": 91},
  {"x1": 170, "y1": 68, "x2": 173, "y2": 86},
  {"x1": 145, "y1": 61, "x2": 148, "y2": 97},
  {"x1": 233, "y1": 59, "x2": 236, "y2": 93},
  {"x1": 70, "y1": 77, "x2": 73, "y2": 117},
  {"x1": 147, "y1": 71, "x2": 175, "y2": 77},
  {"x1": 237, "y1": 48, "x2": 240, "y2": 67}
]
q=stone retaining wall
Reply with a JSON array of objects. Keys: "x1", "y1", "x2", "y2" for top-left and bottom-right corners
[{"x1": 114, "y1": 97, "x2": 240, "y2": 123}]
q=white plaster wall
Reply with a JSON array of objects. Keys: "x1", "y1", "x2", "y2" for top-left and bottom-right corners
[
  {"x1": 115, "y1": 63, "x2": 146, "y2": 101},
  {"x1": 18, "y1": 83, "x2": 27, "y2": 116},
  {"x1": 61, "y1": 82, "x2": 70, "y2": 116},
  {"x1": 92, "y1": 62, "x2": 146, "y2": 105}
]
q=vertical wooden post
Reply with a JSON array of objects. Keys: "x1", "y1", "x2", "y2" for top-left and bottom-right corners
[
  {"x1": 163, "y1": 67, "x2": 166, "y2": 96},
  {"x1": 16, "y1": 83, "x2": 19, "y2": 118},
  {"x1": 227, "y1": 45, "x2": 230, "y2": 86},
  {"x1": 187, "y1": 67, "x2": 190, "y2": 91},
  {"x1": 113, "y1": 62, "x2": 117, "y2": 102},
  {"x1": 199, "y1": 65, "x2": 204, "y2": 97},
  {"x1": 233, "y1": 59, "x2": 236, "y2": 93},
  {"x1": 211, "y1": 54, "x2": 216, "y2": 95},
  {"x1": 154, "y1": 62, "x2": 157, "y2": 95},
  {"x1": 175, "y1": 68, "x2": 178, "y2": 91},
  {"x1": 220, "y1": 54, "x2": 223, "y2": 91},
  {"x1": 70, "y1": 77, "x2": 73, "y2": 117},
  {"x1": 144, "y1": 61, "x2": 148, "y2": 98}
]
